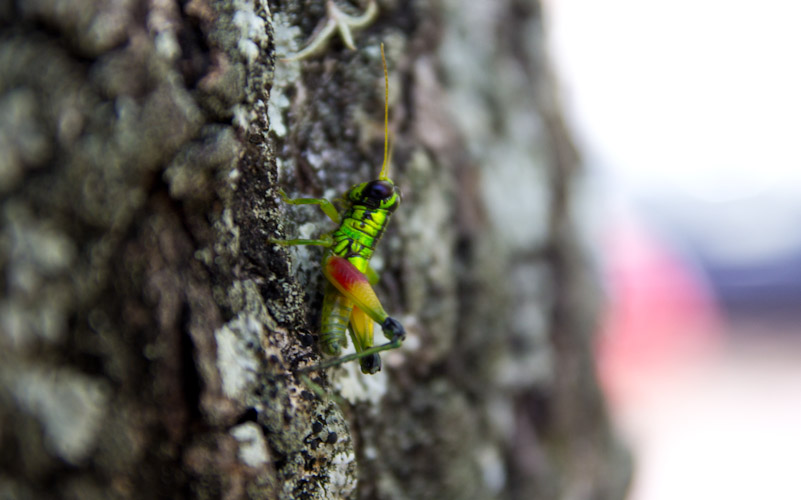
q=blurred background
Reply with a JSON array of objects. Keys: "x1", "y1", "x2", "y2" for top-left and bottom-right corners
[{"x1": 543, "y1": 0, "x2": 801, "y2": 499}]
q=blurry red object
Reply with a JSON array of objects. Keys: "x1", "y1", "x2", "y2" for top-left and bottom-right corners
[{"x1": 596, "y1": 215, "x2": 723, "y2": 404}]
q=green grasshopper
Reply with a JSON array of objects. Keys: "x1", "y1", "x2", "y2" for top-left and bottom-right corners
[{"x1": 272, "y1": 44, "x2": 405, "y2": 374}]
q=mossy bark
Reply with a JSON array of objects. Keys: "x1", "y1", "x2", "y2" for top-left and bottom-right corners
[{"x1": 0, "y1": 1, "x2": 630, "y2": 499}]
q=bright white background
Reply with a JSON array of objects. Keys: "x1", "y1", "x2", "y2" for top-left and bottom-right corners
[
  {"x1": 545, "y1": 0, "x2": 801, "y2": 263},
  {"x1": 542, "y1": 1, "x2": 801, "y2": 499}
]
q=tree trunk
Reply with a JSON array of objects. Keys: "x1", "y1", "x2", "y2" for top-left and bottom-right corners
[{"x1": 0, "y1": 1, "x2": 631, "y2": 499}]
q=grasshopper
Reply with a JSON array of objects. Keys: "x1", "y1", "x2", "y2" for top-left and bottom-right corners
[{"x1": 273, "y1": 44, "x2": 405, "y2": 374}]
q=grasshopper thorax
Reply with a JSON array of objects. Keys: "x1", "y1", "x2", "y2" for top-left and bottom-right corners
[{"x1": 347, "y1": 179, "x2": 400, "y2": 212}]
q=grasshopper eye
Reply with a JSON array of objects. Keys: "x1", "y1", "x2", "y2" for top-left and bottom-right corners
[{"x1": 364, "y1": 180, "x2": 394, "y2": 200}]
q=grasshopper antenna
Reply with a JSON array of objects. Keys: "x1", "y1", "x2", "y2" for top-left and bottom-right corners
[{"x1": 379, "y1": 43, "x2": 390, "y2": 181}]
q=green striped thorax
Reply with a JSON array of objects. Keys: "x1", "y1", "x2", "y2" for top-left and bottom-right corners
[
  {"x1": 346, "y1": 179, "x2": 401, "y2": 213},
  {"x1": 329, "y1": 178, "x2": 401, "y2": 270}
]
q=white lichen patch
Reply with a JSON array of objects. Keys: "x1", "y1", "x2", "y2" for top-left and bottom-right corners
[
  {"x1": 332, "y1": 344, "x2": 389, "y2": 405},
  {"x1": 266, "y1": 13, "x2": 303, "y2": 138},
  {"x1": 278, "y1": 222, "x2": 325, "y2": 282},
  {"x1": 267, "y1": 92, "x2": 290, "y2": 137},
  {"x1": 494, "y1": 262, "x2": 553, "y2": 389},
  {"x1": 0, "y1": 89, "x2": 52, "y2": 191},
  {"x1": 480, "y1": 134, "x2": 549, "y2": 252},
  {"x1": 402, "y1": 151, "x2": 453, "y2": 292},
  {"x1": 9, "y1": 366, "x2": 108, "y2": 464},
  {"x1": 154, "y1": 31, "x2": 181, "y2": 61},
  {"x1": 230, "y1": 422, "x2": 269, "y2": 467},
  {"x1": 275, "y1": 156, "x2": 286, "y2": 179},
  {"x1": 271, "y1": 12, "x2": 303, "y2": 60},
  {"x1": 297, "y1": 222, "x2": 321, "y2": 239},
  {"x1": 232, "y1": 0, "x2": 269, "y2": 65},
  {"x1": 231, "y1": 103, "x2": 251, "y2": 132},
  {"x1": 5, "y1": 202, "x2": 76, "y2": 288},
  {"x1": 213, "y1": 207, "x2": 240, "y2": 258},
  {"x1": 325, "y1": 449, "x2": 357, "y2": 499},
  {"x1": 0, "y1": 294, "x2": 69, "y2": 350},
  {"x1": 1, "y1": 202, "x2": 75, "y2": 348},
  {"x1": 148, "y1": 0, "x2": 181, "y2": 61},
  {"x1": 476, "y1": 444, "x2": 507, "y2": 494},
  {"x1": 363, "y1": 444, "x2": 378, "y2": 460},
  {"x1": 215, "y1": 310, "x2": 264, "y2": 400}
]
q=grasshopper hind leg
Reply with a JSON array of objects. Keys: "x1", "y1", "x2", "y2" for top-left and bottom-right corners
[
  {"x1": 349, "y1": 305, "x2": 383, "y2": 374},
  {"x1": 297, "y1": 334, "x2": 403, "y2": 375}
]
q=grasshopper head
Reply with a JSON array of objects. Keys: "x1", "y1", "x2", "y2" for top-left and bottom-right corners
[{"x1": 347, "y1": 179, "x2": 400, "y2": 212}]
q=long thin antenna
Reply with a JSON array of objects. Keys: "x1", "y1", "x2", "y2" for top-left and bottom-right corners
[{"x1": 379, "y1": 43, "x2": 390, "y2": 180}]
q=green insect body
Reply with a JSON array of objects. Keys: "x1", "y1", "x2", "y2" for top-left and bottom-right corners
[
  {"x1": 320, "y1": 181, "x2": 400, "y2": 350},
  {"x1": 273, "y1": 44, "x2": 405, "y2": 375}
]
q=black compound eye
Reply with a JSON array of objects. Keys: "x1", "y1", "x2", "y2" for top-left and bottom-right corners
[{"x1": 363, "y1": 180, "x2": 394, "y2": 200}]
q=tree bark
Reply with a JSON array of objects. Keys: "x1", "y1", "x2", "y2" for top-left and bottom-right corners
[{"x1": 0, "y1": 1, "x2": 631, "y2": 499}]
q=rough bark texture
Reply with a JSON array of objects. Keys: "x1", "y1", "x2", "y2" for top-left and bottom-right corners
[{"x1": 0, "y1": 1, "x2": 631, "y2": 499}]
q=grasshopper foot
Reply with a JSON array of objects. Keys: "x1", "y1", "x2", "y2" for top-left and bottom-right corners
[
  {"x1": 359, "y1": 353, "x2": 382, "y2": 374},
  {"x1": 381, "y1": 317, "x2": 405, "y2": 344}
]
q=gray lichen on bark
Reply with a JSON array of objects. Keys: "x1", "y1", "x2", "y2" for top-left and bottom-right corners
[{"x1": 1, "y1": 1, "x2": 630, "y2": 499}]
